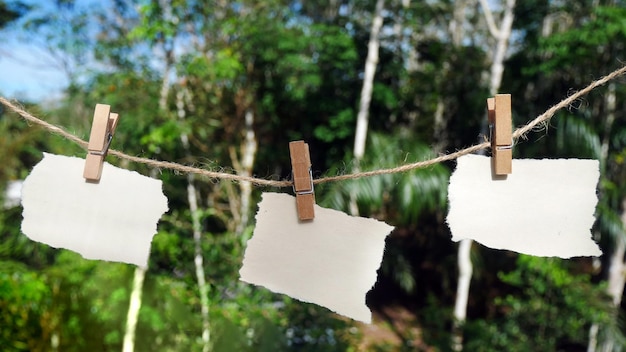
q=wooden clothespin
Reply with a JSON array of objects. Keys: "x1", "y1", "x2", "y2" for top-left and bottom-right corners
[
  {"x1": 488, "y1": 94, "x2": 512, "y2": 175},
  {"x1": 83, "y1": 104, "x2": 120, "y2": 182},
  {"x1": 289, "y1": 140, "x2": 315, "y2": 221}
]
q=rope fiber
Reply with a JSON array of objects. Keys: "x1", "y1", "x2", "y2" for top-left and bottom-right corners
[{"x1": 2, "y1": 64, "x2": 625, "y2": 187}]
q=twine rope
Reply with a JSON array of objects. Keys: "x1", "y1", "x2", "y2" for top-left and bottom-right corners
[{"x1": 2, "y1": 64, "x2": 625, "y2": 187}]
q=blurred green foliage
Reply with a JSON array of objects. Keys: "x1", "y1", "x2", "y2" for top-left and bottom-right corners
[
  {"x1": 1, "y1": 0, "x2": 625, "y2": 351},
  {"x1": 464, "y1": 256, "x2": 612, "y2": 351}
]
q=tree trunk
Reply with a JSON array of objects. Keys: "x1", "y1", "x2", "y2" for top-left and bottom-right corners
[
  {"x1": 121, "y1": 164, "x2": 154, "y2": 352},
  {"x1": 601, "y1": 230, "x2": 625, "y2": 352},
  {"x1": 187, "y1": 173, "x2": 211, "y2": 352},
  {"x1": 434, "y1": 0, "x2": 469, "y2": 153},
  {"x1": 122, "y1": 266, "x2": 146, "y2": 352},
  {"x1": 158, "y1": 49, "x2": 173, "y2": 112},
  {"x1": 448, "y1": 2, "x2": 469, "y2": 350},
  {"x1": 353, "y1": 0, "x2": 384, "y2": 163},
  {"x1": 452, "y1": 1, "x2": 515, "y2": 350},
  {"x1": 351, "y1": 0, "x2": 385, "y2": 216},
  {"x1": 157, "y1": 0, "x2": 175, "y2": 113},
  {"x1": 449, "y1": 0, "x2": 469, "y2": 47},
  {"x1": 176, "y1": 89, "x2": 211, "y2": 352},
  {"x1": 432, "y1": 94, "x2": 448, "y2": 153},
  {"x1": 597, "y1": 83, "x2": 624, "y2": 352},
  {"x1": 488, "y1": 0, "x2": 515, "y2": 95},
  {"x1": 452, "y1": 239, "x2": 473, "y2": 351},
  {"x1": 234, "y1": 109, "x2": 257, "y2": 235},
  {"x1": 394, "y1": 0, "x2": 412, "y2": 69},
  {"x1": 587, "y1": 323, "x2": 599, "y2": 352}
]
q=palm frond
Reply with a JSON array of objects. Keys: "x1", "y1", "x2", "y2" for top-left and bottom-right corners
[{"x1": 556, "y1": 114, "x2": 602, "y2": 160}]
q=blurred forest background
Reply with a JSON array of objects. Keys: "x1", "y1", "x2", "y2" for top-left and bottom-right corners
[{"x1": 1, "y1": 0, "x2": 626, "y2": 351}]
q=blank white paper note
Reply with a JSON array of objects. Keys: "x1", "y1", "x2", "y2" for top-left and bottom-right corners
[
  {"x1": 21, "y1": 153, "x2": 169, "y2": 268},
  {"x1": 447, "y1": 154, "x2": 601, "y2": 258},
  {"x1": 239, "y1": 192, "x2": 394, "y2": 323}
]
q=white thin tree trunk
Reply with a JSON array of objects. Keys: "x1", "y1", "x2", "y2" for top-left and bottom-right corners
[
  {"x1": 235, "y1": 109, "x2": 257, "y2": 235},
  {"x1": 598, "y1": 83, "x2": 624, "y2": 352},
  {"x1": 176, "y1": 89, "x2": 211, "y2": 352},
  {"x1": 187, "y1": 173, "x2": 211, "y2": 352},
  {"x1": 586, "y1": 81, "x2": 620, "y2": 352},
  {"x1": 353, "y1": 0, "x2": 384, "y2": 162},
  {"x1": 488, "y1": 0, "x2": 515, "y2": 95},
  {"x1": 432, "y1": 94, "x2": 448, "y2": 153},
  {"x1": 450, "y1": 0, "x2": 469, "y2": 47},
  {"x1": 588, "y1": 323, "x2": 599, "y2": 352},
  {"x1": 453, "y1": 2, "x2": 515, "y2": 351},
  {"x1": 351, "y1": 0, "x2": 385, "y2": 216},
  {"x1": 449, "y1": 2, "x2": 470, "y2": 351},
  {"x1": 393, "y1": 0, "x2": 411, "y2": 66},
  {"x1": 122, "y1": 266, "x2": 146, "y2": 352},
  {"x1": 157, "y1": 0, "x2": 174, "y2": 113},
  {"x1": 434, "y1": 0, "x2": 471, "y2": 152},
  {"x1": 452, "y1": 239, "x2": 473, "y2": 351},
  {"x1": 604, "y1": 85, "x2": 621, "y2": 307},
  {"x1": 398, "y1": 0, "x2": 419, "y2": 74},
  {"x1": 121, "y1": 165, "x2": 154, "y2": 352},
  {"x1": 434, "y1": 0, "x2": 469, "y2": 153},
  {"x1": 600, "y1": 223, "x2": 625, "y2": 352},
  {"x1": 159, "y1": 54, "x2": 172, "y2": 112}
]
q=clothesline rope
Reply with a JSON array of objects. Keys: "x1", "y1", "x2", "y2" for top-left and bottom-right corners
[{"x1": 2, "y1": 64, "x2": 625, "y2": 187}]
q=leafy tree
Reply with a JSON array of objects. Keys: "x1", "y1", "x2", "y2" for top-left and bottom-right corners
[
  {"x1": 3, "y1": 1, "x2": 626, "y2": 351},
  {"x1": 0, "y1": 0, "x2": 28, "y2": 29},
  {"x1": 507, "y1": 3, "x2": 626, "y2": 349},
  {"x1": 463, "y1": 256, "x2": 613, "y2": 351}
]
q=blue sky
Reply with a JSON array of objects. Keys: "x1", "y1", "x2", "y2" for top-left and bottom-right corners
[
  {"x1": 0, "y1": 38, "x2": 68, "y2": 102},
  {"x1": 0, "y1": 0, "x2": 92, "y2": 102}
]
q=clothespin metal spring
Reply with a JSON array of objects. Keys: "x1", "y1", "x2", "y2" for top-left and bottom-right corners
[{"x1": 88, "y1": 133, "x2": 114, "y2": 156}]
